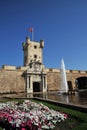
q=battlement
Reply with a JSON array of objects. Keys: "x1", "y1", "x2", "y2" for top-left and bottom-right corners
[
  {"x1": 1, "y1": 65, "x2": 87, "y2": 74},
  {"x1": 22, "y1": 37, "x2": 44, "y2": 50},
  {"x1": 2, "y1": 65, "x2": 16, "y2": 70},
  {"x1": 1, "y1": 65, "x2": 28, "y2": 71},
  {"x1": 45, "y1": 68, "x2": 60, "y2": 72},
  {"x1": 45, "y1": 68, "x2": 87, "y2": 74},
  {"x1": 17, "y1": 66, "x2": 28, "y2": 71},
  {"x1": 68, "y1": 70, "x2": 87, "y2": 74}
]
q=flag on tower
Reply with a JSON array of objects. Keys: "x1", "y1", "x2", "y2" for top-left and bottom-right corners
[
  {"x1": 29, "y1": 27, "x2": 33, "y2": 32},
  {"x1": 28, "y1": 27, "x2": 34, "y2": 41}
]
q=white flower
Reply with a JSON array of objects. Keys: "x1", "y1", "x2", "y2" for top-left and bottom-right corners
[
  {"x1": 42, "y1": 125, "x2": 49, "y2": 129},
  {"x1": 0, "y1": 100, "x2": 68, "y2": 129}
]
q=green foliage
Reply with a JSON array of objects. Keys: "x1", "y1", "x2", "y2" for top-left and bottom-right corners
[
  {"x1": 73, "y1": 123, "x2": 87, "y2": 130},
  {"x1": 0, "y1": 127, "x2": 2, "y2": 130}
]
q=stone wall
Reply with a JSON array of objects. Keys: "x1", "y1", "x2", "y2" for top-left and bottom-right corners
[
  {"x1": 46, "y1": 69, "x2": 87, "y2": 91},
  {"x1": 0, "y1": 66, "x2": 25, "y2": 93},
  {"x1": 0, "y1": 67, "x2": 62, "y2": 93},
  {"x1": 0, "y1": 66, "x2": 87, "y2": 93},
  {"x1": 66, "y1": 70, "x2": 87, "y2": 89},
  {"x1": 46, "y1": 69, "x2": 61, "y2": 91}
]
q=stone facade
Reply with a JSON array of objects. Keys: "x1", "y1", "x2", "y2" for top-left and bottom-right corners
[{"x1": 0, "y1": 37, "x2": 87, "y2": 93}]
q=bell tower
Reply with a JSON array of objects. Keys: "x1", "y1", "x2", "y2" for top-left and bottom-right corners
[{"x1": 22, "y1": 36, "x2": 44, "y2": 66}]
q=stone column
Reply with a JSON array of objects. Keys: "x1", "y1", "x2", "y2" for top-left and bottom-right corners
[
  {"x1": 26, "y1": 75, "x2": 33, "y2": 93},
  {"x1": 27, "y1": 76, "x2": 33, "y2": 93},
  {"x1": 45, "y1": 75, "x2": 47, "y2": 90},
  {"x1": 30, "y1": 76, "x2": 33, "y2": 92},
  {"x1": 42, "y1": 76, "x2": 44, "y2": 92},
  {"x1": 43, "y1": 75, "x2": 47, "y2": 92},
  {"x1": 27, "y1": 76, "x2": 29, "y2": 93}
]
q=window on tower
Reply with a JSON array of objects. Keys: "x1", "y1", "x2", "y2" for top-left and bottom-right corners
[
  {"x1": 34, "y1": 54, "x2": 37, "y2": 59},
  {"x1": 34, "y1": 45, "x2": 37, "y2": 49}
]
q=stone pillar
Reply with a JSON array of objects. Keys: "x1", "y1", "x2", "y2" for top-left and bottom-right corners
[
  {"x1": 43, "y1": 75, "x2": 47, "y2": 92},
  {"x1": 27, "y1": 76, "x2": 29, "y2": 93},
  {"x1": 26, "y1": 75, "x2": 33, "y2": 93},
  {"x1": 30, "y1": 76, "x2": 33, "y2": 90},
  {"x1": 43, "y1": 76, "x2": 44, "y2": 90},
  {"x1": 45, "y1": 75, "x2": 47, "y2": 90}
]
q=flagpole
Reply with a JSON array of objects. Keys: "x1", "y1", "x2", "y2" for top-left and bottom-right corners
[
  {"x1": 28, "y1": 28, "x2": 34, "y2": 41},
  {"x1": 32, "y1": 28, "x2": 34, "y2": 41}
]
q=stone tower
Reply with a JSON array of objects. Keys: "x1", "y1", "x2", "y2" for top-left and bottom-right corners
[
  {"x1": 22, "y1": 37, "x2": 47, "y2": 93},
  {"x1": 22, "y1": 36, "x2": 44, "y2": 66}
]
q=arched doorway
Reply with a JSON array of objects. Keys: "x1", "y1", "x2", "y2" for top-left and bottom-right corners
[
  {"x1": 75, "y1": 77, "x2": 87, "y2": 90},
  {"x1": 33, "y1": 82, "x2": 40, "y2": 92},
  {"x1": 67, "y1": 81, "x2": 73, "y2": 91}
]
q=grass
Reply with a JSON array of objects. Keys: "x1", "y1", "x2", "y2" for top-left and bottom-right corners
[{"x1": 0, "y1": 98, "x2": 87, "y2": 130}]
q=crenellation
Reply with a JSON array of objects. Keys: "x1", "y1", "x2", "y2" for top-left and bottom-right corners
[
  {"x1": 68, "y1": 70, "x2": 86, "y2": 73},
  {"x1": 80, "y1": 70, "x2": 87, "y2": 73},
  {"x1": 17, "y1": 66, "x2": 28, "y2": 71},
  {"x1": 66, "y1": 70, "x2": 70, "y2": 73},
  {"x1": 46, "y1": 68, "x2": 60, "y2": 72},
  {"x1": 26, "y1": 36, "x2": 30, "y2": 44},
  {"x1": 69, "y1": 70, "x2": 80, "y2": 73},
  {"x1": 52, "y1": 69, "x2": 60, "y2": 72},
  {"x1": 2, "y1": 65, "x2": 16, "y2": 70},
  {"x1": 72, "y1": 70, "x2": 79, "y2": 73},
  {"x1": 40, "y1": 40, "x2": 44, "y2": 48}
]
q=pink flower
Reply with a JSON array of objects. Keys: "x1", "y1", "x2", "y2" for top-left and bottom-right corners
[
  {"x1": 21, "y1": 128, "x2": 26, "y2": 130},
  {"x1": 26, "y1": 120, "x2": 32, "y2": 128},
  {"x1": 64, "y1": 114, "x2": 68, "y2": 118},
  {"x1": 38, "y1": 122, "x2": 42, "y2": 129},
  {"x1": 21, "y1": 123, "x2": 25, "y2": 127},
  {"x1": 8, "y1": 116, "x2": 12, "y2": 122}
]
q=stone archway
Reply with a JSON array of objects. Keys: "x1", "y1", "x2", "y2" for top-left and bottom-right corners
[
  {"x1": 75, "y1": 77, "x2": 87, "y2": 90},
  {"x1": 33, "y1": 82, "x2": 40, "y2": 92}
]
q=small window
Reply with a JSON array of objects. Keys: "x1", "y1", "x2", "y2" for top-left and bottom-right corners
[
  {"x1": 34, "y1": 54, "x2": 37, "y2": 59},
  {"x1": 30, "y1": 63, "x2": 32, "y2": 68},
  {"x1": 34, "y1": 45, "x2": 37, "y2": 49}
]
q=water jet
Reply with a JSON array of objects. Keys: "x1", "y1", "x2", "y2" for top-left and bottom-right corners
[{"x1": 60, "y1": 59, "x2": 68, "y2": 94}]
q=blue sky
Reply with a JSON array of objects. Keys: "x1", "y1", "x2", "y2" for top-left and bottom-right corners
[{"x1": 0, "y1": 0, "x2": 87, "y2": 70}]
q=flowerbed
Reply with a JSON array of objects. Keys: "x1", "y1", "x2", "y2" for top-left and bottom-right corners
[{"x1": 0, "y1": 100, "x2": 68, "y2": 130}]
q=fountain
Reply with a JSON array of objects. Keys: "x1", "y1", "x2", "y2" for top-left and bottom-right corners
[{"x1": 60, "y1": 59, "x2": 68, "y2": 94}]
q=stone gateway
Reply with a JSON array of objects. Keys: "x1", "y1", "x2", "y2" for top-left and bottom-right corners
[{"x1": 0, "y1": 37, "x2": 87, "y2": 93}]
